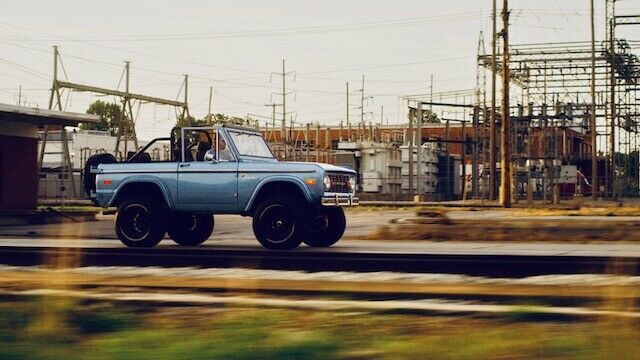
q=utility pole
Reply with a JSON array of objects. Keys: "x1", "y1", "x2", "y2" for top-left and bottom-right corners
[
  {"x1": 265, "y1": 103, "x2": 277, "y2": 128},
  {"x1": 590, "y1": 0, "x2": 598, "y2": 199},
  {"x1": 608, "y1": 1, "x2": 616, "y2": 199},
  {"x1": 408, "y1": 108, "x2": 415, "y2": 196},
  {"x1": 489, "y1": 0, "x2": 498, "y2": 201},
  {"x1": 500, "y1": 0, "x2": 511, "y2": 208},
  {"x1": 17, "y1": 85, "x2": 22, "y2": 106},
  {"x1": 208, "y1": 85, "x2": 213, "y2": 119},
  {"x1": 346, "y1": 82, "x2": 350, "y2": 140},
  {"x1": 360, "y1": 75, "x2": 365, "y2": 126},
  {"x1": 183, "y1": 74, "x2": 189, "y2": 119},
  {"x1": 282, "y1": 60, "x2": 287, "y2": 140},
  {"x1": 416, "y1": 103, "x2": 423, "y2": 196},
  {"x1": 271, "y1": 59, "x2": 295, "y2": 151}
]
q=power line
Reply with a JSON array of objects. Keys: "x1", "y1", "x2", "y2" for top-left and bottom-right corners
[{"x1": 0, "y1": 13, "x2": 487, "y2": 42}]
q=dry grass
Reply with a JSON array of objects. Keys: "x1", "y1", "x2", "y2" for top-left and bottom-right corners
[{"x1": 365, "y1": 219, "x2": 640, "y2": 242}]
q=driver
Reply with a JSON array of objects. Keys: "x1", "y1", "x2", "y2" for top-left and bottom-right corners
[{"x1": 195, "y1": 131, "x2": 212, "y2": 161}]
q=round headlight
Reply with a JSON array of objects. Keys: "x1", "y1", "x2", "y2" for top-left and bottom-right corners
[
  {"x1": 348, "y1": 176, "x2": 356, "y2": 192},
  {"x1": 323, "y1": 175, "x2": 332, "y2": 191}
]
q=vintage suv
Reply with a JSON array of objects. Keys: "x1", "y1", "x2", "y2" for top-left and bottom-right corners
[{"x1": 83, "y1": 125, "x2": 358, "y2": 250}]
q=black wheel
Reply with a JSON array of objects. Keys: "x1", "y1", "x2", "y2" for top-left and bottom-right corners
[
  {"x1": 115, "y1": 196, "x2": 166, "y2": 248},
  {"x1": 252, "y1": 196, "x2": 308, "y2": 250},
  {"x1": 167, "y1": 213, "x2": 214, "y2": 246},
  {"x1": 83, "y1": 153, "x2": 117, "y2": 199},
  {"x1": 304, "y1": 207, "x2": 346, "y2": 247}
]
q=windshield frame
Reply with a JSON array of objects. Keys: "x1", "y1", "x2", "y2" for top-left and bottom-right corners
[{"x1": 226, "y1": 129, "x2": 275, "y2": 159}]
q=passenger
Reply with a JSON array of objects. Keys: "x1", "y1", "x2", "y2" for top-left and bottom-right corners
[
  {"x1": 218, "y1": 138, "x2": 234, "y2": 161},
  {"x1": 195, "y1": 131, "x2": 211, "y2": 161},
  {"x1": 203, "y1": 136, "x2": 234, "y2": 162}
]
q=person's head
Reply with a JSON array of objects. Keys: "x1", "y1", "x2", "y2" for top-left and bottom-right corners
[
  {"x1": 218, "y1": 138, "x2": 226, "y2": 150},
  {"x1": 198, "y1": 131, "x2": 209, "y2": 143}
]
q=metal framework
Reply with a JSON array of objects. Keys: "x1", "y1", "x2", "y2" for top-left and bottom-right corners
[
  {"x1": 475, "y1": 0, "x2": 640, "y2": 200},
  {"x1": 38, "y1": 46, "x2": 190, "y2": 201}
]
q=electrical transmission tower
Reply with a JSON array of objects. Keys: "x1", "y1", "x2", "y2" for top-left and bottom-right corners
[{"x1": 270, "y1": 59, "x2": 296, "y2": 157}]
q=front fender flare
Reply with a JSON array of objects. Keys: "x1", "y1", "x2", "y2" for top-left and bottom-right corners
[{"x1": 242, "y1": 176, "x2": 317, "y2": 213}]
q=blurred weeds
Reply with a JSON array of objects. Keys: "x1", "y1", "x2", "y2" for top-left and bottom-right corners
[{"x1": 0, "y1": 297, "x2": 638, "y2": 359}]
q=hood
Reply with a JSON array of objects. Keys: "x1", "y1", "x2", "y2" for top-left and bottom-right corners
[{"x1": 285, "y1": 161, "x2": 356, "y2": 174}]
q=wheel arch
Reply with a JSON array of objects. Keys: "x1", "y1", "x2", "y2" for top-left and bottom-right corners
[
  {"x1": 110, "y1": 179, "x2": 172, "y2": 209},
  {"x1": 244, "y1": 177, "x2": 314, "y2": 215}
]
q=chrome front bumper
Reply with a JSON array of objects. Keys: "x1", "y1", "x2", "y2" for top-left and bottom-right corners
[{"x1": 321, "y1": 194, "x2": 359, "y2": 206}]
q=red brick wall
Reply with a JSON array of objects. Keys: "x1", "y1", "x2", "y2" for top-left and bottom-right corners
[{"x1": 0, "y1": 135, "x2": 38, "y2": 212}]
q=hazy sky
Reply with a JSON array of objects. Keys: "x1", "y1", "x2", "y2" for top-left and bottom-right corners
[{"x1": 1, "y1": 0, "x2": 638, "y2": 139}]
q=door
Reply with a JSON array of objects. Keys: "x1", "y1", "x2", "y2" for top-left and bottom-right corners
[
  {"x1": 176, "y1": 127, "x2": 238, "y2": 213},
  {"x1": 177, "y1": 161, "x2": 238, "y2": 212}
]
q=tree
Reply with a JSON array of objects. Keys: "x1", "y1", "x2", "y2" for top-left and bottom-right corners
[
  {"x1": 408, "y1": 108, "x2": 440, "y2": 124},
  {"x1": 81, "y1": 100, "x2": 130, "y2": 136},
  {"x1": 175, "y1": 113, "x2": 259, "y2": 128},
  {"x1": 423, "y1": 109, "x2": 440, "y2": 123}
]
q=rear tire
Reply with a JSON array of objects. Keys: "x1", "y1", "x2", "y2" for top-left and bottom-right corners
[
  {"x1": 252, "y1": 196, "x2": 308, "y2": 250},
  {"x1": 115, "y1": 196, "x2": 166, "y2": 248},
  {"x1": 168, "y1": 213, "x2": 214, "y2": 246},
  {"x1": 303, "y1": 207, "x2": 346, "y2": 247}
]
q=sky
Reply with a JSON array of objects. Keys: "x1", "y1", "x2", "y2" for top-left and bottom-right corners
[{"x1": 0, "y1": 0, "x2": 638, "y2": 140}]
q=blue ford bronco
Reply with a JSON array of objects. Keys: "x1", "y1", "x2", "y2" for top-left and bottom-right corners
[{"x1": 83, "y1": 125, "x2": 358, "y2": 250}]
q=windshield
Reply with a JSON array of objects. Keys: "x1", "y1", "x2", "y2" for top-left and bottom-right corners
[{"x1": 228, "y1": 130, "x2": 274, "y2": 158}]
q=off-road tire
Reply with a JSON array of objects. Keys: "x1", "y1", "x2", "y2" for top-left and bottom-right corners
[
  {"x1": 167, "y1": 213, "x2": 214, "y2": 246},
  {"x1": 115, "y1": 196, "x2": 166, "y2": 248},
  {"x1": 303, "y1": 207, "x2": 346, "y2": 247},
  {"x1": 252, "y1": 196, "x2": 308, "y2": 250}
]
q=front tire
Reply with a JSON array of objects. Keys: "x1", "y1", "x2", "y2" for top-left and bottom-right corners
[
  {"x1": 116, "y1": 196, "x2": 166, "y2": 248},
  {"x1": 252, "y1": 196, "x2": 307, "y2": 250},
  {"x1": 304, "y1": 207, "x2": 346, "y2": 247},
  {"x1": 168, "y1": 213, "x2": 214, "y2": 246}
]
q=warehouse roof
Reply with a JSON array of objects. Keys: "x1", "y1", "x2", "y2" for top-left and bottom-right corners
[{"x1": 0, "y1": 103, "x2": 100, "y2": 127}]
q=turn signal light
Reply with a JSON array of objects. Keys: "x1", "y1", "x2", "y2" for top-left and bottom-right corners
[{"x1": 305, "y1": 178, "x2": 317, "y2": 185}]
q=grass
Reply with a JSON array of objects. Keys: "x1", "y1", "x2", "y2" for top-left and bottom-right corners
[
  {"x1": 0, "y1": 297, "x2": 638, "y2": 359},
  {"x1": 37, "y1": 206, "x2": 103, "y2": 213}
]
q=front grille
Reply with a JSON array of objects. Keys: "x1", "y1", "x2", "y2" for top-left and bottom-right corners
[{"x1": 328, "y1": 173, "x2": 351, "y2": 193}]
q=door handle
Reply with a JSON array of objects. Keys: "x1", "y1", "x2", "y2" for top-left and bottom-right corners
[{"x1": 179, "y1": 163, "x2": 191, "y2": 168}]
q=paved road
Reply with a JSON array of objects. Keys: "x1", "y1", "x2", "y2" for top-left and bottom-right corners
[
  {"x1": 0, "y1": 210, "x2": 410, "y2": 240},
  {"x1": 1, "y1": 208, "x2": 640, "y2": 258}
]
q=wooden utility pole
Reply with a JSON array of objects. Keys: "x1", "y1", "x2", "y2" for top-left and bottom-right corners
[
  {"x1": 282, "y1": 59, "x2": 287, "y2": 141},
  {"x1": 590, "y1": 0, "x2": 598, "y2": 199},
  {"x1": 489, "y1": 0, "x2": 498, "y2": 201},
  {"x1": 360, "y1": 75, "x2": 365, "y2": 126},
  {"x1": 346, "y1": 82, "x2": 350, "y2": 140},
  {"x1": 608, "y1": 4, "x2": 616, "y2": 199},
  {"x1": 408, "y1": 109, "x2": 415, "y2": 196},
  {"x1": 208, "y1": 85, "x2": 213, "y2": 119},
  {"x1": 416, "y1": 104, "x2": 423, "y2": 195},
  {"x1": 500, "y1": 0, "x2": 511, "y2": 207}
]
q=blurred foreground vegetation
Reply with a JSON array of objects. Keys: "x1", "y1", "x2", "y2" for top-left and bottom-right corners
[{"x1": 0, "y1": 297, "x2": 639, "y2": 359}]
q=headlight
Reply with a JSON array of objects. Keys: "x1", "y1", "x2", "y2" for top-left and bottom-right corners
[
  {"x1": 348, "y1": 176, "x2": 356, "y2": 192},
  {"x1": 323, "y1": 175, "x2": 332, "y2": 191}
]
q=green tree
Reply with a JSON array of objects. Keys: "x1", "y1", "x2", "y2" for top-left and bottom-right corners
[
  {"x1": 423, "y1": 109, "x2": 440, "y2": 123},
  {"x1": 408, "y1": 108, "x2": 440, "y2": 124},
  {"x1": 81, "y1": 100, "x2": 130, "y2": 136},
  {"x1": 175, "y1": 113, "x2": 259, "y2": 128}
]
